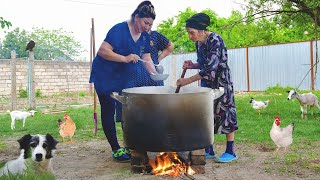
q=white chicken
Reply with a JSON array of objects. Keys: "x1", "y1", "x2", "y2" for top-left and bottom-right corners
[
  {"x1": 270, "y1": 116, "x2": 294, "y2": 152},
  {"x1": 249, "y1": 97, "x2": 270, "y2": 114}
]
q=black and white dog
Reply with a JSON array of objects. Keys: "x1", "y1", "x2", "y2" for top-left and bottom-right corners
[{"x1": 0, "y1": 134, "x2": 58, "y2": 177}]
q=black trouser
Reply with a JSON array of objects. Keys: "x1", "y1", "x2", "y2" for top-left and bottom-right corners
[{"x1": 97, "y1": 92, "x2": 121, "y2": 151}]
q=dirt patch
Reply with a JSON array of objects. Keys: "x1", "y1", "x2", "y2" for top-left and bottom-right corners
[{"x1": 1, "y1": 139, "x2": 318, "y2": 180}]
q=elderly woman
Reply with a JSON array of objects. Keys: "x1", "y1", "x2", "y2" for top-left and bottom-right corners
[
  {"x1": 176, "y1": 13, "x2": 238, "y2": 163},
  {"x1": 89, "y1": 1, "x2": 157, "y2": 162}
]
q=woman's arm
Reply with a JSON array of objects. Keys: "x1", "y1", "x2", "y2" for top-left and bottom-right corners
[
  {"x1": 141, "y1": 53, "x2": 157, "y2": 74},
  {"x1": 97, "y1": 41, "x2": 139, "y2": 63},
  {"x1": 176, "y1": 60, "x2": 202, "y2": 86},
  {"x1": 158, "y1": 41, "x2": 174, "y2": 62},
  {"x1": 176, "y1": 74, "x2": 202, "y2": 87}
]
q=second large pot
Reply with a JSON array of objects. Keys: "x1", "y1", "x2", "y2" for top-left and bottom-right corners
[{"x1": 112, "y1": 86, "x2": 224, "y2": 152}]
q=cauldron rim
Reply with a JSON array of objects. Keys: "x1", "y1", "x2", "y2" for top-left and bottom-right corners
[{"x1": 122, "y1": 86, "x2": 213, "y2": 95}]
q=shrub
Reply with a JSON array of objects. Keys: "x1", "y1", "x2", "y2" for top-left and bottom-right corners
[
  {"x1": 36, "y1": 89, "x2": 42, "y2": 97},
  {"x1": 79, "y1": 91, "x2": 86, "y2": 97},
  {"x1": 19, "y1": 87, "x2": 27, "y2": 98},
  {"x1": 265, "y1": 84, "x2": 293, "y2": 94}
]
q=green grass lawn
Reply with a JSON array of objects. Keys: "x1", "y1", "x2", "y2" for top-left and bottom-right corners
[{"x1": 0, "y1": 86, "x2": 320, "y2": 173}]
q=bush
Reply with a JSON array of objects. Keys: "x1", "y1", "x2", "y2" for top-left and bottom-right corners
[
  {"x1": 19, "y1": 87, "x2": 27, "y2": 98},
  {"x1": 18, "y1": 87, "x2": 42, "y2": 98},
  {"x1": 36, "y1": 89, "x2": 42, "y2": 97},
  {"x1": 265, "y1": 84, "x2": 293, "y2": 94},
  {"x1": 79, "y1": 91, "x2": 86, "y2": 97}
]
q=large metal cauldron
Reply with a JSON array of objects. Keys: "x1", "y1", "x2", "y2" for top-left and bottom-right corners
[{"x1": 111, "y1": 86, "x2": 224, "y2": 152}]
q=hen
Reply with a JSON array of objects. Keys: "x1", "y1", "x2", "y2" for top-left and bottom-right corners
[
  {"x1": 270, "y1": 116, "x2": 294, "y2": 152},
  {"x1": 57, "y1": 114, "x2": 76, "y2": 143},
  {"x1": 249, "y1": 97, "x2": 270, "y2": 114}
]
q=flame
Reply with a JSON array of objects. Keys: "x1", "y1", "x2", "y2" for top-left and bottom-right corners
[{"x1": 149, "y1": 152, "x2": 195, "y2": 177}]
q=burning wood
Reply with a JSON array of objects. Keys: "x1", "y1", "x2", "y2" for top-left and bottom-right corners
[{"x1": 149, "y1": 152, "x2": 195, "y2": 177}]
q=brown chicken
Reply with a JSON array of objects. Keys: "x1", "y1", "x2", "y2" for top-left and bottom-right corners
[
  {"x1": 57, "y1": 114, "x2": 76, "y2": 143},
  {"x1": 270, "y1": 116, "x2": 294, "y2": 152}
]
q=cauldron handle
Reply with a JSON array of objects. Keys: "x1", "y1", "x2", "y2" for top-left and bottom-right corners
[
  {"x1": 175, "y1": 69, "x2": 187, "y2": 93},
  {"x1": 110, "y1": 92, "x2": 127, "y2": 104}
]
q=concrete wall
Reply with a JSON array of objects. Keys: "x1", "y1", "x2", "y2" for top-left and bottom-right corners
[{"x1": 0, "y1": 59, "x2": 91, "y2": 97}]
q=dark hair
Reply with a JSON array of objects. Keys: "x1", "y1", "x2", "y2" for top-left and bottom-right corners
[
  {"x1": 186, "y1": 13, "x2": 210, "y2": 30},
  {"x1": 131, "y1": 1, "x2": 156, "y2": 21}
]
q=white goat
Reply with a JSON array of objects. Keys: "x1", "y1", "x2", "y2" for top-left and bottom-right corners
[
  {"x1": 287, "y1": 90, "x2": 320, "y2": 119},
  {"x1": 6, "y1": 110, "x2": 37, "y2": 130}
]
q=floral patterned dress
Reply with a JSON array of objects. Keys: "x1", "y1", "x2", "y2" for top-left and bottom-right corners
[{"x1": 196, "y1": 32, "x2": 238, "y2": 134}]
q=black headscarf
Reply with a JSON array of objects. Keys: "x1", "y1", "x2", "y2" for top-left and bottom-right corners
[{"x1": 185, "y1": 13, "x2": 210, "y2": 30}]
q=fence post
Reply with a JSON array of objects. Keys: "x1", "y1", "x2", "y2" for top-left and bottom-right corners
[
  {"x1": 246, "y1": 47, "x2": 250, "y2": 92},
  {"x1": 310, "y1": 40, "x2": 314, "y2": 90},
  {"x1": 11, "y1": 51, "x2": 17, "y2": 110},
  {"x1": 28, "y1": 51, "x2": 36, "y2": 109}
]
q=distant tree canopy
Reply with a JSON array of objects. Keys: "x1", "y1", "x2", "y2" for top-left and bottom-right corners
[
  {"x1": 157, "y1": 5, "x2": 318, "y2": 53},
  {"x1": 0, "y1": 27, "x2": 85, "y2": 60}
]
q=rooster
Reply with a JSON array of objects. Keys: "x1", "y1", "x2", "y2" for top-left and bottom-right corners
[
  {"x1": 249, "y1": 97, "x2": 270, "y2": 114},
  {"x1": 57, "y1": 114, "x2": 76, "y2": 143},
  {"x1": 270, "y1": 116, "x2": 294, "y2": 152}
]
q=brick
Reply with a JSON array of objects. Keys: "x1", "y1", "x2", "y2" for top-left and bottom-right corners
[
  {"x1": 190, "y1": 155, "x2": 206, "y2": 165},
  {"x1": 0, "y1": 60, "x2": 92, "y2": 96}
]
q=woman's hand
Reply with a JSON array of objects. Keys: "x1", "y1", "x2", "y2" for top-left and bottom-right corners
[
  {"x1": 123, "y1": 54, "x2": 139, "y2": 63},
  {"x1": 176, "y1": 74, "x2": 202, "y2": 87},
  {"x1": 183, "y1": 60, "x2": 195, "y2": 69},
  {"x1": 176, "y1": 78, "x2": 192, "y2": 87}
]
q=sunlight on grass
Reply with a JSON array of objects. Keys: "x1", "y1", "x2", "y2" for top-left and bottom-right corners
[{"x1": 0, "y1": 171, "x2": 55, "y2": 180}]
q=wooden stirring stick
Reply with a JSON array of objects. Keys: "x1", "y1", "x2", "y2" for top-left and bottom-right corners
[{"x1": 175, "y1": 69, "x2": 187, "y2": 93}]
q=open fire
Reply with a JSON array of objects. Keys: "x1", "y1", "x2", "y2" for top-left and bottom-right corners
[{"x1": 149, "y1": 152, "x2": 195, "y2": 177}]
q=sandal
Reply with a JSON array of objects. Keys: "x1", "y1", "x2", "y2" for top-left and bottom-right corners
[{"x1": 205, "y1": 152, "x2": 217, "y2": 159}]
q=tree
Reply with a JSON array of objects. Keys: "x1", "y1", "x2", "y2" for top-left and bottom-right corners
[
  {"x1": 242, "y1": 0, "x2": 319, "y2": 41},
  {"x1": 157, "y1": 8, "x2": 279, "y2": 51},
  {"x1": 156, "y1": 6, "x2": 317, "y2": 53},
  {"x1": 157, "y1": 8, "x2": 227, "y2": 52},
  {"x1": 0, "y1": 27, "x2": 85, "y2": 60},
  {"x1": 244, "y1": 0, "x2": 319, "y2": 77},
  {"x1": 0, "y1": 17, "x2": 12, "y2": 30},
  {"x1": 0, "y1": 28, "x2": 29, "y2": 59},
  {"x1": 30, "y1": 27, "x2": 84, "y2": 60},
  {"x1": 245, "y1": 0, "x2": 320, "y2": 26},
  {"x1": 157, "y1": 8, "x2": 199, "y2": 53}
]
